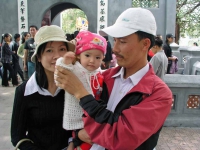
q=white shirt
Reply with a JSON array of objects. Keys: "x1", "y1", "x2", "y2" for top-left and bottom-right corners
[
  {"x1": 107, "y1": 64, "x2": 149, "y2": 112},
  {"x1": 24, "y1": 72, "x2": 61, "y2": 97}
]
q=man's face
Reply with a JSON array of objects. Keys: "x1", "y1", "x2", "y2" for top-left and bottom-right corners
[
  {"x1": 113, "y1": 33, "x2": 148, "y2": 69},
  {"x1": 16, "y1": 37, "x2": 20, "y2": 42},
  {"x1": 29, "y1": 27, "x2": 37, "y2": 37}
]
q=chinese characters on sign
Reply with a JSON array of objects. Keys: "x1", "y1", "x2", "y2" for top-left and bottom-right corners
[
  {"x1": 97, "y1": 0, "x2": 108, "y2": 33},
  {"x1": 18, "y1": 0, "x2": 28, "y2": 34}
]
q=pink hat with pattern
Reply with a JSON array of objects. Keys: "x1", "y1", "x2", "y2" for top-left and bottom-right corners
[{"x1": 75, "y1": 30, "x2": 107, "y2": 55}]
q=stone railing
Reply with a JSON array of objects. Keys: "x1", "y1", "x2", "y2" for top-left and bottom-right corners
[
  {"x1": 170, "y1": 44, "x2": 200, "y2": 75},
  {"x1": 164, "y1": 74, "x2": 200, "y2": 127}
]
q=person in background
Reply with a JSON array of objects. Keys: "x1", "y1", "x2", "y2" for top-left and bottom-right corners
[
  {"x1": 55, "y1": 8, "x2": 172, "y2": 150},
  {"x1": 17, "y1": 32, "x2": 30, "y2": 81},
  {"x1": 150, "y1": 35, "x2": 168, "y2": 81},
  {"x1": 193, "y1": 42, "x2": 198, "y2": 46},
  {"x1": 24, "y1": 25, "x2": 38, "y2": 78},
  {"x1": 11, "y1": 25, "x2": 75, "y2": 150},
  {"x1": 101, "y1": 36, "x2": 112, "y2": 69},
  {"x1": 110, "y1": 52, "x2": 117, "y2": 68},
  {"x1": 66, "y1": 33, "x2": 73, "y2": 41},
  {"x1": 147, "y1": 48, "x2": 154, "y2": 61},
  {"x1": 70, "y1": 31, "x2": 80, "y2": 45},
  {"x1": 0, "y1": 64, "x2": 2, "y2": 79},
  {"x1": 157, "y1": 34, "x2": 163, "y2": 40},
  {"x1": 147, "y1": 34, "x2": 162, "y2": 61},
  {"x1": 7, "y1": 33, "x2": 13, "y2": 81},
  {"x1": 1, "y1": 33, "x2": 18, "y2": 87},
  {"x1": 0, "y1": 42, "x2": 2, "y2": 79},
  {"x1": 12, "y1": 33, "x2": 25, "y2": 82},
  {"x1": 163, "y1": 33, "x2": 176, "y2": 74}
]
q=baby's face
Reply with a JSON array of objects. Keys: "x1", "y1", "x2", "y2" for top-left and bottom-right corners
[{"x1": 78, "y1": 49, "x2": 104, "y2": 71}]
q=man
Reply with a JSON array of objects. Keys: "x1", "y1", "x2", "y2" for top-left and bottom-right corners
[
  {"x1": 24, "y1": 25, "x2": 38, "y2": 78},
  {"x1": 163, "y1": 33, "x2": 176, "y2": 74},
  {"x1": 12, "y1": 33, "x2": 25, "y2": 82},
  {"x1": 150, "y1": 36, "x2": 168, "y2": 81},
  {"x1": 55, "y1": 8, "x2": 172, "y2": 150}
]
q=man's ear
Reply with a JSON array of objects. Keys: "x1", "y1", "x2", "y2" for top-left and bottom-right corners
[{"x1": 142, "y1": 38, "x2": 151, "y2": 52}]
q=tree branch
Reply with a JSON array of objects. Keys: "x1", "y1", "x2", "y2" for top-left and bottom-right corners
[
  {"x1": 177, "y1": 0, "x2": 187, "y2": 9},
  {"x1": 184, "y1": 2, "x2": 200, "y2": 15}
]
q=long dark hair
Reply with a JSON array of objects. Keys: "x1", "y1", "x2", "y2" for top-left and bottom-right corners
[
  {"x1": 21, "y1": 32, "x2": 30, "y2": 44},
  {"x1": 154, "y1": 35, "x2": 163, "y2": 47},
  {"x1": 35, "y1": 42, "x2": 69, "y2": 90},
  {"x1": 1, "y1": 33, "x2": 10, "y2": 44}
]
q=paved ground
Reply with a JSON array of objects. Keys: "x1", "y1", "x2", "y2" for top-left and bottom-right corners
[{"x1": 0, "y1": 80, "x2": 200, "y2": 150}]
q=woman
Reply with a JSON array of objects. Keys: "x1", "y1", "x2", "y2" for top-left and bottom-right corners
[
  {"x1": 17, "y1": 32, "x2": 30, "y2": 58},
  {"x1": 150, "y1": 36, "x2": 168, "y2": 80},
  {"x1": 17, "y1": 32, "x2": 30, "y2": 81},
  {"x1": 11, "y1": 25, "x2": 75, "y2": 150},
  {"x1": 163, "y1": 33, "x2": 176, "y2": 74},
  {"x1": 1, "y1": 33, "x2": 18, "y2": 86}
]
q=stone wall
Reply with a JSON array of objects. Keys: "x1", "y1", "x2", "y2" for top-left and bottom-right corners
[
  {"x1": 164, "y1": 74, "x2": 200, "y2": 127},
  {"x1": 0, "y1": 0, "x2": 176, "y2": 38}
]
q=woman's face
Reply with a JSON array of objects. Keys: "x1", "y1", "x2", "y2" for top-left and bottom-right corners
[
  {"x1": 4, "y1": 35, "x2": 11, "y2": 42},
  {"x1": 39, "y1": 41, "x2": 68, "y2": 74},
  {"x1": 25, "y1": 33, "x2": 30, "y2": 41}
]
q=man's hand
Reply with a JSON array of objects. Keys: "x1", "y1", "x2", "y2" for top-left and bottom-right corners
[
  {"x1": 67, "y1": 142, "x2": 74, "y2": 150},
  {"x1": 78, "y1": 129, "x2": 92, "y2": 145}
]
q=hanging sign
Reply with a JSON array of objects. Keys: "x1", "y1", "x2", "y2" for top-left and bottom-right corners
[
  {"x1": 18, "y1": 0, "x2": 28, "y2": 34},
  {"x1": 97, "y1": 0, "x2": 108, "y2": 34}
]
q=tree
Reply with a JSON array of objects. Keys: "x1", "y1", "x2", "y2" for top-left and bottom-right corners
[
  {"x1": 62, "y1": 9, "x2": 87, "y2": 34},
  {"x1": 176, "y1": 0, "x2": 200, "y2": 43},
  {"x1": 132, "y1": 0, "x2": 158, "y2": 8},
  {"x1": 132, "y1": 0, "x2": 200, "y2": 44}
]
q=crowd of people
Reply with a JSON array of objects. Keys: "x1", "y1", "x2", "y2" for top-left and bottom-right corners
[
  {"x1": 0, "y1": 7, "x2": 176, "y2": 150},
  {"x1": 0, "y1": 25, "x2": 37, "y2": 86},
  {"x1": 0, "y1": 25, "x2": 117, "y2": 88}
]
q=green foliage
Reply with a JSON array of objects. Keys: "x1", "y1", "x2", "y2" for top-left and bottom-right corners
[
  {"x1": 62, "y1": 9, "x2": 87, "y2": 34},
  {"x1": 176, "y1": 0, "x2": 200, "y2": 38},
  {"x1": 132, "y1": 0, "x2": 200, "y2": 39}
]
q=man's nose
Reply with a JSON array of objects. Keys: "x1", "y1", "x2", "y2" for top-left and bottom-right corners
[{"x1": 113, "y1": 41, "x2": 120, "y2": 53}]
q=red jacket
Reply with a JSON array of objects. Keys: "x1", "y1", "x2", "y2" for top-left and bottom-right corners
[{"x1": 80, "y1": 64, "x2": 172, "y2": 150}]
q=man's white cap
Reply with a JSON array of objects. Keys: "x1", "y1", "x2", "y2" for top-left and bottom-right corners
[{"x1": 99, "y1": 8, "x2": 157, "y2": 37}]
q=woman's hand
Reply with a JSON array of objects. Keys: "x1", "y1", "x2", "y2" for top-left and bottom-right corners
[
  {"x1": 67, "y1": 142, "x2": 74, "y2": 150},
  {"x1": 78, "y1": 129, "x2": 93, "y2": 145},
  {"x1": 55, "y1": 66, "x2": 89, "y2": 99}
]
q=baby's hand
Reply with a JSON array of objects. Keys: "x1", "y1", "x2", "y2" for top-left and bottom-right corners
[{"x1": 63, "y1": 51, "x2": 76, "y2": 65}]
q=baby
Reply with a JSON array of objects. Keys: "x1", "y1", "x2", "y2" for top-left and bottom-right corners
[{"x1": 55, "y1": 30, "x2": 107, "y2": 150}]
